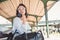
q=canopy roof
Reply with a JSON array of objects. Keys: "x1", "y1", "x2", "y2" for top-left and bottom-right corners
[
  {"x1": 39, "y1": 1, "x2": 60, "y2": 25},
  {"x1": 0, "y1": 0, "x2": 57, "y2": 26}
]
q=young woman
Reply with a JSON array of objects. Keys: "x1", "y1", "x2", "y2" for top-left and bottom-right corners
[
  {"x1": 11, "y1": 4, "x2": 32, "y2": 40},
  {"x1": 12, "y1": 4, "x2": 31, "y2": 35},
  {"x1": 11, "y1": 3, "x2": 44, "y2": 40}
]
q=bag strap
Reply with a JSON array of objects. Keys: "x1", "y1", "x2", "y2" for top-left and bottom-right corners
[{"x1": 13, "y1": 29, "x2": 19, "y2": 35}]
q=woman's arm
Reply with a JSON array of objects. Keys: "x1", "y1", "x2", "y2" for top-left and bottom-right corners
[
  {"x1": 12, "y1": 17, "x2": 25, "y2": 34},
  {"x1": 22, "y1": 14, "x2": 27, "y2": 24}
]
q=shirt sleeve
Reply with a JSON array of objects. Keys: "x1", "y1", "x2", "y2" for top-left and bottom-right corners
[
  {"x1": 22, "y1": 22, "x2": 32, "y2": 33},
  {"x1": 12, "y1": 17, "x2": 25, "y2": 34}
]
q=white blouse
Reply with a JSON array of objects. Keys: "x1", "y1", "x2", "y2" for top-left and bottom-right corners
[{"x1": 12, "y1": 17, "x2": 31, "y2": 34}]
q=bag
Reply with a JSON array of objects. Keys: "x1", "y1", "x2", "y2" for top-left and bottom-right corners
[
  {"x1": 7, "y1": 29, "x2": 44, "y2": 40},
  {"x1": 0, "y1": 31, "x2": 8, "y2": 38},
  {"x1": 14, "y1": 32, "x2": 37, "y2": 40},
  {"x1": 14, "y1": 31, "x2": 44, "y2": 40},
  {"x1": 26, "y1": 32, "x2": 37, "y2": 39},
  {"x1": 7, "y1": 29, "x2": 20, "y2": 40},
  {"x1": 7, "y1": 32, "x2": 14, "y2": 40}
]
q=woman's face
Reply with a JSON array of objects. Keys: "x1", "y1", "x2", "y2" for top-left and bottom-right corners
[{"x1": 18, "y1": 6, "x2": 25, "y2": 15}]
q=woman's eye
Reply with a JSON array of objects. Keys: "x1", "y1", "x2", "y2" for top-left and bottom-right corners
[{"x1": 22, "y1": 8, "x2": 25, "y2": 10}]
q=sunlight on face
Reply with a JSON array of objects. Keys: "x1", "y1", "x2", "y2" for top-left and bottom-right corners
[{"x1": 18, "y1": 6, "x2": 25, "y2": 15}]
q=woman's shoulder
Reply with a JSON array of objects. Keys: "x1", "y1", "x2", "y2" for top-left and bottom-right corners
[
  {"x1": 13, "y1": 17, "x2": 22, "y2": 24},
  {"x1": 14, "y1": 17, "x2": 19, "y2": 19},
  {"x1": 14, "y1": 17, "x2": 20, "y2": 20},
  {"x1": 13, "y1": 17, "x2": 21, "y2": 21}
]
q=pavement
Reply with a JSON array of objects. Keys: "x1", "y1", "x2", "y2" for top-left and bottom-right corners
[{"x1": 44, "y1": 32, "x2": 60, "y2": 40}]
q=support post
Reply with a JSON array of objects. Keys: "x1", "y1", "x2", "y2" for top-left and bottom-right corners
[{"x1": 41, "y1": 0, "x2": 49, "y2": 38}]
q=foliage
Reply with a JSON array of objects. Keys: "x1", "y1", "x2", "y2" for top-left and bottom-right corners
[{"x1": 0, "y1": 0, "x2": 7, "y2": 3}]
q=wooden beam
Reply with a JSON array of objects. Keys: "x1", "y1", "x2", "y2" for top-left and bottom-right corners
[
  {"x1": 3, "y1": 0, "x2": 15, "y2": 16},
  {"x1": 28, "y1": 20, "x2": 35, "y2": 23},
  {"x1": 29, "y1": 0, "x2": 30, "y2": 13},
  {"x1": 10, "y1": 0, "x2": 17, "y2": 9},
  {"x1": 29, "y1": 0, "x2": 39, "y2": 15},
  {"x1": 34, "y1": 0, "x2": 41, "y2": 14},
  {"x1": 0, "y1": 10, "x2": 11, "y2": 21},
  {"x1": 38, "y1": 1, "x2": 56, "y2": 16},
  {"x1": 47, "y1": 1, "x2": 56, "y2": 10},
  {"x1": 10, "y1": 0, "x2": 15, "y2": 10},
  {"x1": 7, "y1": 13, "x2": 43, "y2": 19},
  {"x1": 0, "y1": 8, "x2": 10, "y2": 17},
  {"x1": 0, "y1": 13, "x2": 8, "y2": 18},
  {"x1": 19, "y1": 0, "x2": 23, "y2": 3}
]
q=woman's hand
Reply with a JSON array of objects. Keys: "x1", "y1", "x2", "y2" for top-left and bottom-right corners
[{"x1": 22, "y1": 14, "x2": 27, "y2": 24}]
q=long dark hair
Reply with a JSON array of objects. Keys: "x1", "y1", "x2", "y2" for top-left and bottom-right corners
[{"x1": 16, "y1": 4, "x2": 28, "y2": 18}]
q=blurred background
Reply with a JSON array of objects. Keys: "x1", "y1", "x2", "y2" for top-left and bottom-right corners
[{"x1": 0, "y1": 0, "x2": 60, "y2": 40}]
